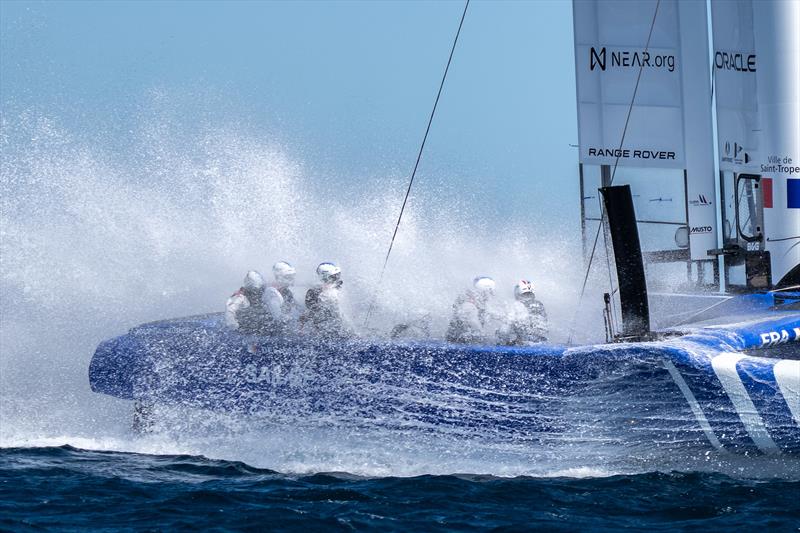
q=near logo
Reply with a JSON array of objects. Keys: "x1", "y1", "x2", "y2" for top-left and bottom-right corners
[{"x1": 590, "y1": 47, "x2": 675, "y2": 72}]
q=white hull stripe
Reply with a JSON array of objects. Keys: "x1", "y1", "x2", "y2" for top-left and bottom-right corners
[
  {"x1": 711, "y1": 353, "x2": 780, "y2": 454},
  {"x1": 663, "y1": 359, "x2": 723, "y2": 450},
  {"x1": 774, "y1": 359, "x2": 800, "y2": 425}
]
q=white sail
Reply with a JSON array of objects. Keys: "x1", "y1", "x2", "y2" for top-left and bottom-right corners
[
  {"x1": 711, "y1": 0, "x2": 800, "y2": 287},
  {"x1": 573, "y1": 0, "x2": 717, "y2": 262}
]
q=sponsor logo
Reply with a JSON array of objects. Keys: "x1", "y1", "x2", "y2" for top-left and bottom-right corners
[
  {"x1": 242, "y1": 363, "x2": 310, "y2": 387},
  {"x1": 760, "y1": 155, "x2": 800, "y2": 176},
  {"x1": 722, "y1": 141, "x2": 750, "y2": 166},
  {"x1": 590, "y1": 47, "x2": 676, "y2": 72},
  {"x1": 689, "y1": 225, "x2": 713, "y2": 235},
  {"x1": 714, "y1": 51, "x2": 756, "y2": 73},
  {"x1": 759, "y1": 327, "x2": 800, "y2": 346},
  {"x1": 689, "y1": 194, "x2": 712, "y2": 207},
  {"x1": 587, "y1": 147, "x2": 676, "y2": 161}
]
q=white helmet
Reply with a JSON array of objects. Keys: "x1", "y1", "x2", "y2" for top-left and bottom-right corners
[
  {"x1": 272, "y1": 261, "x2": 296, "y2": 285},
  {"x1": 514, "y1": 279, "x2": 534, "y2": 299},
  {"x1": 473, "y1": 276, "x2": 496, "y2": 297},
  {"x1": 316, "y1": 262, "x2": 342, "y2": 284}
]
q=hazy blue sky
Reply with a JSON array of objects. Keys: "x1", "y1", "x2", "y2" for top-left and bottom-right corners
[{"x1": 1, "y1": 0, "x2": 579, "y2": 228}]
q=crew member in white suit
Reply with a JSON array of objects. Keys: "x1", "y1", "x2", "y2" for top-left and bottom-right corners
[
  {"x1": 225, "y1": 270, "x2": 271, "y2": 334},
  {"x1": 498, "y1": 279, "x2": 548, "y2": 345},
  {"x1": 303, "y1": 262, "x2": 350, "y2": 339},
  {"x1": 446, "y1": 276, "x2": 499, "y2": 344},
  {"x1": 265, "y1": 261, "x2": 301, "y2": 329}
]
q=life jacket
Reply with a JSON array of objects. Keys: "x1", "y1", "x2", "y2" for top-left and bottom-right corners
[
  {"x1": 304, "y1": 285, "x2": 345, "y2": 337},
  {"x1": 503, "y1": 297, "x2": 547, "y2": 344},
  {"x1": 234, "y1": 288, "x2": 272, "y2": 335},
  {"x1": 521, "y1": 297, "x2": 546, "y2": 319},
  {"x1": 275, "y1": 285, "x2": 295, "y2": 313},
  {"x1": 445, "y1": 291, "x2": 487, "y2": 343}
]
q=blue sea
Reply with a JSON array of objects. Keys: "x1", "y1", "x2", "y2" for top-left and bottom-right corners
[{"x1": 2, "y1": 445, "x2": 798, "y2": 531}]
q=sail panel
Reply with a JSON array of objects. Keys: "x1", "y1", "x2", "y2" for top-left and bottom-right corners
[
  {"x1": 711, "y1": 0, "x2": 800, "y2": 286},
  {"x1": 573, "y1": 0, "x2": 717, "y2": 261},
  {"x1": 711, "y1": 0, "x2": 759, "y2": 174},
  {"x1": 573, "y1": 0, "x2": 686, "y2": 169}
]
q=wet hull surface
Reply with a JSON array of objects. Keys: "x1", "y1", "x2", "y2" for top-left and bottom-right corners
[{"x1": 90, "y1": 312, "x2": 800, "y2": 455}]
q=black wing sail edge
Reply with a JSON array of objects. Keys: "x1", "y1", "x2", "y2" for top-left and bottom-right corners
[{"x1": 600, "y1": 185, "x2": 652, "y2": 340}]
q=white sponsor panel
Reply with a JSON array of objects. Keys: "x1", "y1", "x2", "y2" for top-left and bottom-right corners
[
  {"x1": 573, "y1": 0, "x2": 684, "y2": 168},
  {"x1": 711, "y1": 0, "x2": 800, "y2": 285},
  {"x1": 711, "y1": 0, "x2": 760, "y2": 173},
  {"x1": 573, "y1": 0, "x2": 717, "y2": 260}
]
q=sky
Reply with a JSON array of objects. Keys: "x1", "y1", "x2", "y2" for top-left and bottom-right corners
[
  {"x1": 0, "y1": 1, "x2": 588, "y2": 436},
  {"x1": 1, "y1": 0, "x2": 580, "y2": 230}
]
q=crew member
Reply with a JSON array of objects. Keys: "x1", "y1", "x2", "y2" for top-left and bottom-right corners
[
  {"x1": 225, "y1": 270, "x2": 272, "y2": 334},
  {"x1": 445, "y1": 276, "x2": 498, "y2": 344},
  {"x1": 303, "y1": 262, "x2": 350, "y2": 339},
  {"x1": 498, "y1": 279, "x2": 548, "y2": 345},
  {"x1": 265, "y1": 261, "x2": 301, "y2": 329}
]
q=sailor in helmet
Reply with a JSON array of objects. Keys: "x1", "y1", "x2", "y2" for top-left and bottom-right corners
[
  {"x1": 225, "y1": 270, "x2": 272, "y2": 334},
  {"x1": 264, "y1": 261, "x2": 302, "y2": 330},
  {"x1": 446, "y1": 276, "x2": 499, "y2": 344},
  {"x1": 303, "y1": 262, "x2": 350, "y2": 339},
  {"x1": 498, "y1": 279, "x2": 548, "y2": 345}
]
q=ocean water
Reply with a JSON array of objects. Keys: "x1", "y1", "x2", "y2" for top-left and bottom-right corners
[
  {"x1": 1, "y1": 110, "x2": 797, "y2": 529},
  {"x1": 3, "y1": 446, "x2": 799, "y2": 531}
]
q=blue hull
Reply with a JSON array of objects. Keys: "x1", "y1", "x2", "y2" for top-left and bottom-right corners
[{"x1": 89, "y1": 305, "x2": 800, "y2": 455}]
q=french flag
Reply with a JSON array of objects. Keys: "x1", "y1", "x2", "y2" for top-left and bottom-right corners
[
  {"x1": 762, "y1": 178, "x2": 773, "y2": 208},
  {"x1": 789, "y1": 179, "x2": 800, "y2": 209}
]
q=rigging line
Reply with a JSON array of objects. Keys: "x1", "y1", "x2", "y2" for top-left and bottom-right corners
[
  {"x1": 363, "y1": 0, "x2": 470, "y2": 327},
  {"x1": 599, "y1": 195, "x2": 619, "y2": 328},
  {"x1": 767, "y1": 236, "x2": 800, "y2": 242},
  {"x1": 567, "y1": 0, "x2": 661, "y2": 345},
  {"x1": 609, "y1": 0, "x2": 661, "y2": 184}
]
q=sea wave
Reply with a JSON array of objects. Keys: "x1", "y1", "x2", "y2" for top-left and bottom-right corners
[{"x1": 2, "y1": 446, "x2": 798, "y2": 530}]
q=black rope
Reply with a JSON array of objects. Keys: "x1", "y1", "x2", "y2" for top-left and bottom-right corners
[
  {"x1": 610, "y1": 0, "x2": 661, "y2": 185},
  {"x1": 567, "y1": 0, "x2": 661, "y2": 345},
  {"x1": 599, "y1": 195, "x2": 618, "y2": 327},
  {"x1": 767, "y1": 236, "x2": 800, "y2": 242},
  {"x1": 364, "y1": 0, "x2": 470, "y2": 326}
]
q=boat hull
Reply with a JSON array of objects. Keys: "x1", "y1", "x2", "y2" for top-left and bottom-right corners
[{"x1": 89, "y1": 312, "x2": 800, "y2": 454}]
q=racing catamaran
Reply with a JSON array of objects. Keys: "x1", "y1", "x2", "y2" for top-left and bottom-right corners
[{"x1": 89, "y1": 0, "x2": 799, "y2": 455}]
